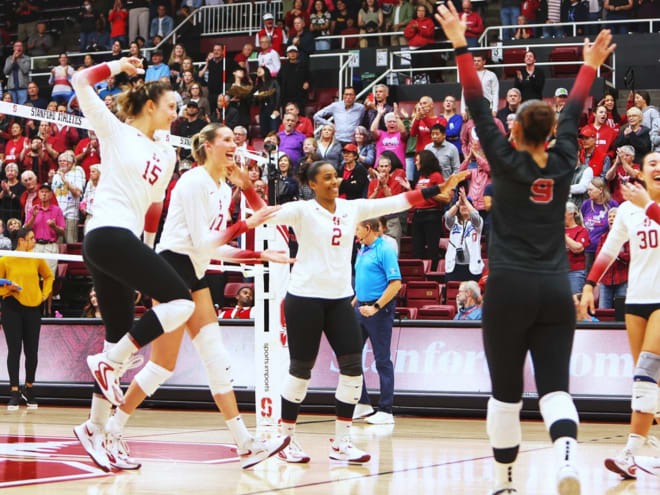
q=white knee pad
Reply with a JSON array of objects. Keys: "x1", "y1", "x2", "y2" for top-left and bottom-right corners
[
  {"x1": 335, "y1": 374, "x2": 362, "y2": 405},
  {"x1": 134, "y1": 361, "x2": 173, "y2": 397},
  {"x1": 282, "y1": 375, "x2": 310, "y2": 404},
  {"x1": 152, "y1": 299, "x2": 195, "y2": 333},
  {"x1": 539, "y1": 391, "x2": 580, "y2": 431},
  {"x1": 192, "y1": 323, "x2": 234, "y2": 396},
  {"x1": 487, "y1": 397, "x2": 523, "y2": 449},
  {"x1": 632, "y1": 380, "x2": 658, "y2": 414}
]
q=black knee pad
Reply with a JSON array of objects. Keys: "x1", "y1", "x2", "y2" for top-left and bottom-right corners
[
  {"x1": 337, "y1": 353, "x2": 362, "y2": 377},
  {"x1": 289, "y1": 359, "x2": 315, "y2": 380}
]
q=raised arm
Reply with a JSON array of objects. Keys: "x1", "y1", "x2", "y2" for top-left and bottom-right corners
[{"x1": 71, "y1": 58, "x2": 141, "y2": 140}]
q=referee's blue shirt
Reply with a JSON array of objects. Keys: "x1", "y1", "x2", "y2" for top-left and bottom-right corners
[{"x1": 354, "y1": 237, "x2": 401, "y2": 302}]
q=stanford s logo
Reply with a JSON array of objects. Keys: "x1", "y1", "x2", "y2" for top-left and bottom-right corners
[
  {"x1": 530, "y1": 178, "x2": 554, "y2": 204},
  {"x1": 261, "y1": 397, "x2": 273, "y2": 418}
]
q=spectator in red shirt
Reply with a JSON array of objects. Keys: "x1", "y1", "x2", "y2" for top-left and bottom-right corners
[
  {"x1": 589, "y1": 93, "x2": 624, "y2": 132},
  {"x1": 74, "y1": 130, "x2": 101, "y2": 178},
  {"x1": 461, "y1": 0, "x2": 485, "y2": 47},
  {"x1": 256, "y1": 13, "x2": 285, "y2": 56},
  {"x1": 20, "y1": 136, "x2": 55, "y2": 183},
  {"x1": 565, "y1": 201, "x2": 590, "y2": 295},
  {"x1": 233, "y1": 43, "x2": 254, "y2": 69},
  {"x1": 605, "y1": 145, "x2": 639, "y2": 204},
  {"x1": 410, "y1": 96, "x2": 447, "y2": 152},
  {"x1": 367, "y1": 154, "x2": 406, "y2": 242},
  {"x1": 48, "y1": 104, "x2": 80, "y2": 154},
  {"x1": 404, "y1": 5, "x2": 436, "y2": 78},
  {"x1": 411, "y1": 150, "x2": 446, "y2": 269},
  {"x1": 285, "y1": 0, "x2": 311, "y2": 32},
  {"x1": 595, "y1": 207, "x2": 629, "y2": 309},
  {"x1": 4, "y1": 122, "x2": 28, "y2": 167},
  {"x1": 586, "y1": 105, "x2": 618, "y2": 159},
  {"x1": 108, "y1": 0, "x2": 129, "y2": 48},
  {"x1": 578, "y1": 126, "x2": 609, "y2": 177},
  {"x1": 220, "y1": 285, "x2": 254, "y2": 319}
]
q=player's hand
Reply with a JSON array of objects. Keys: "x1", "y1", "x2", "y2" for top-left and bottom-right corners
[
  {"x1": 438, "y1": 170, "x2": 470, "y2": 199},
  {"x1": 260, "y1": 249, "x2": 296, "y2": 264},
  {"x1": 434, "y1": 2, "x2": 468, "y2": 48},
  {"x1": 246, "y1": 205, "x2": 282, "y2": 229},
  {"x1": 622, "y1": 181, "x2": 652, "y2": 209},
  {"x1": 579, "y1": 285, "x2": 595, "y2": 320},
  {"x1": 227, "y1": 162, "x2": 250, "y2": 189},
  {"x1": 582, "y1": 30, "x2": 616, "y2": 70},
  {"x1": 119, "y1": 56, "x2": 145, "y2": 76}
]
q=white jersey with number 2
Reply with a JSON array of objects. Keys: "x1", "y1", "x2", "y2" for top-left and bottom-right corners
[{"x1": 265, "y1": 195, "x2": 416, "y2": 299}]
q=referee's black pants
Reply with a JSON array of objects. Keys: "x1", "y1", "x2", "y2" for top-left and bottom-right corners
[{"x1": 482, "y1": 269, "x2": 576, "y2": 403}]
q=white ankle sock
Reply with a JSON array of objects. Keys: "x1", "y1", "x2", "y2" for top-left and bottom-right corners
[
  {"x1": 89, "y1": 394, "x2": 112, "y2": 429},
  {"x1": 226, "y1": 415, "x2": 252, "y2": 450},
  {"x1": 107, "y1": 408, "x2": 131, "y2": 433},
  {"x1": 334, "y1": 418, "x2": 352, "y2": 441},
  {"x1": 107, "y1": 334, "x2": 138, "y2": 364},
  {"x1": 625, "y1": 433, "x2": 646, "y2": 454},
  {"x1": 494, "y1": 461, "x2": 515, "y2": 488},
  {"x1": 553, "y1": 436, "x2": 577, "y2": 467},
  {"x1": 282, "y1": 420, "x2": 296, "y2": 438}
]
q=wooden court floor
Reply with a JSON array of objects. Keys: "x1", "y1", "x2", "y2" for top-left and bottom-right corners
[{"x1": 0, "y1": 406, "x2": 659, "y2": 494}]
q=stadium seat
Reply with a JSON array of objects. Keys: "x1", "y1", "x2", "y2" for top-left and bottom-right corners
[
  {"x1": 398, "y1": 259, "x2": 429, "y2": 282},
  {"x1": 502, "y1": 48, "x2": 526, "y2": 79},
  {"x1": 418, "y1": 304, "x2": 456, "y2": 320},
  {"x1": 425, "y1": 259, "x2": 446, "y2": 284},
  {"x1": 65, "y1": 243, "x2": 89, "y2": 278},
  {"x1": 549, "y1": 47, "x2": 580, "y2": 78},
  {"x1": 406, "y1": 281, "x2": 442, "y2": 308},
  {"x1": 396, "y1": 307, "x2": 418, "y2": 320},
  {"x1": 594, "y1": 308, "x2": 615, "y2": 322},
  {"x1": 317, "y1": 88, "x2": 338, "y2": 109},
  {"x1": 399, "y1": 236, "x2": 413, "y2": 259},
  {"x1": 446, "y1": 281, "x2": 461, "y2": 307}
]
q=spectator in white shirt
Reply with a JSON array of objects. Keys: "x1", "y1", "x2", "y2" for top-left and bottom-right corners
[
  {"x1": 461, "y1": 53, "x2": 499, "y2": 117},
  {"x1": 257, "y1": 36, "x2": 281, "y2": 77},
  {"x1": 51, "y1": 150, "x2": 85, "y2": 243}
]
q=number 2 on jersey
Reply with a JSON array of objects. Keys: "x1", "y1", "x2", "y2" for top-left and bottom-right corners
[
  {"x1": 142, "y1": 160, "x2": 162, "y2": 185},
  {"x1": 529, "y1": 178, "x2": 554, "y2": 204},
  {"x1": 331, "y1": 227, "x2": 341, "y2": 246}
]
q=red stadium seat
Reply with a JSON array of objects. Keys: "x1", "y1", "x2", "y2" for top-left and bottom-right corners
[
  {"x1": 399, "y1": 236, "x2": 413, "y2": 259},
  {"x1": 594, "y1": 308, "x2": 615, "y2": 322},
  {"x1": 396, "y1": 307, "x2": 418, "y2": 320},
  {"x1": 446, "y1": 281, "x2": 461, "y2": 306},
  {"x1": 549, "y1": 47, "x2": 580, "y2": 77},
  {"x1": 65, "y1": 243, "x2": 89, "y2": 278},
  {"x1": 418, "y1": 304, "x2": 456, "y2": 320},
  {"x1": 502, "y1": 48, "x2": 526, "y2": 79},
  {"x1": 398, "y1": 259, "x2": 428, "y2": 282},
  {"x1": 406, "y1": 281, "x2": 442, "y2": 308},
  {"x1": 425, "y1": 259, "x2": 446, "y2": 284},
  {"x1": 317, "y1": 88, "x2": 338, "y2": 109}
]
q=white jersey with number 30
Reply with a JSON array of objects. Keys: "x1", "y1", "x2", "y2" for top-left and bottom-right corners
[
  {"x1": 265, "y1": 195, "x2": 415, "y2": 299},
  {"x1": 597, "y1": 201, "x2": 660, "y2": 304},
  {"x1": 72, "y1": 61, "x2": 176, "y2": 237}
]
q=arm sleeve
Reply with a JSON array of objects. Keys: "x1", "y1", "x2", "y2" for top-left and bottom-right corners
[
  {"x1": 570, "y1": 166, "x2": 593, "y2": 194},
  {"x1": 469, "y1": 209, "x2": 483, "y2": 234},
  {"x1": 214, "y1": 245, "x2": 262, "y2": 264},
  {"x1": 586, "y1": 206, "x2": 629, "y2": 284},
  {"x1": 645, "y1": 202, "x2": 660, "y2": 224},
  {"x1": 456, "y1": 48, "x2": 514, "y2": 177},
  {"x1": 313, "y1": 103, "x2": 331, "y2": 126},
  {"x1": 356, "y1": 189, "x2": 436, "y2": 222},
  {"x1": 71, "y1": 61, "x2": 124, "y2": 141},
  {"x1": 444, "y1": 210, "x2": 456, "y2": 229},
  {"x1": 554, "y1": 66, "x2": 597, "y2": 166}
]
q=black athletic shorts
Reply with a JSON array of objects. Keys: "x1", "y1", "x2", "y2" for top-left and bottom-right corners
[
  {"x1": 159, "y1": 250, "x2": 209, "y2": 293},
  {"x1": 626, "y1": 303, "x2": 660, "y2": 320}
]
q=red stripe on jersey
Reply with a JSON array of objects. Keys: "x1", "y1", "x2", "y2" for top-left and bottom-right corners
[
  {"x1": 568, "y1": 66, "x2": 596, "y2": 103},
  {"x1": 277, "y1": 225, "x2": 289, "y2": 242},
  {"x1": 646, "y1": 202, "x2": 660, "y2": 225},
  {"x1": 242, "y1": 186, "x2": 266, "y2": 211},
  {"x1": 78, "y1": 63, "x2": 112, "y2": 86},
  {"x1": 586, "y1": 252, "x2": 616, "y2": 285},
  {"x1": 456, "y1": 51, "x2": 483, "y2": 101},
  {"x1": 144, "y1": 202, "x2": 163, "y2": 234},
  {"x1": 404, "y1": 189, "x2": 425, "y2": 207}
]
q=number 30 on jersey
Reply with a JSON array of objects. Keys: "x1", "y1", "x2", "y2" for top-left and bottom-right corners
[{"x1": 530, "y1": 178, "x2": 554, "y2": 204}]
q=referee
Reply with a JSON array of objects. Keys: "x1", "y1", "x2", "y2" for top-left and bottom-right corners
[{"x1": 352, "y1": 217, "x2": 401, "y2": 425}]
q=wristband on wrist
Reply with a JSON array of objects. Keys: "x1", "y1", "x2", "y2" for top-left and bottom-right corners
[{"x1": 585, "y1": 280, "x2": 596, "y2": 287}]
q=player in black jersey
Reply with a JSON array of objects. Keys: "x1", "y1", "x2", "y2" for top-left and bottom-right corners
[{"x1": 436, "y1": 4, "x2": 615, "y2": 495}]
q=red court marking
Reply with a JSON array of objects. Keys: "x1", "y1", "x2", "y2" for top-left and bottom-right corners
[{"x1": 0, "y1": 434, "x2": 239, "y2": 488}]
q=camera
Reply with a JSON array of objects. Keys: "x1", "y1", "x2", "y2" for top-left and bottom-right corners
[
  {"x1": 264, "y1": 142, "x2": 276, "y2": 153},
  {"x1": 455, "y1": 247, "x2": 465, "y2": 264}
]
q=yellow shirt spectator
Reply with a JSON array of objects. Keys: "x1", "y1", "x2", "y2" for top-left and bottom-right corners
[{"x1": 0, "y1": 256, "x2": 53, "y2": 307}]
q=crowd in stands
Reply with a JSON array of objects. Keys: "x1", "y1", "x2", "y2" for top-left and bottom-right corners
[{"x1": 0, "y1": 0, "x2": 659, "y2": 317}]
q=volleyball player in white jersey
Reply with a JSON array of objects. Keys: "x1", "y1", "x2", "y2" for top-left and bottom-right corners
[
  {"x1": 69, "y1": 58, "x2": 237, "y2": 471},
  {"x1": 581, "y1": 151, "x2": 660, "y2": 478},
  {"x1": 93, "y1": 123, "x2": 292, "y2": 471},
  {"x1": 263, "y1": 161, "x2": 468, "y2": 463}
]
